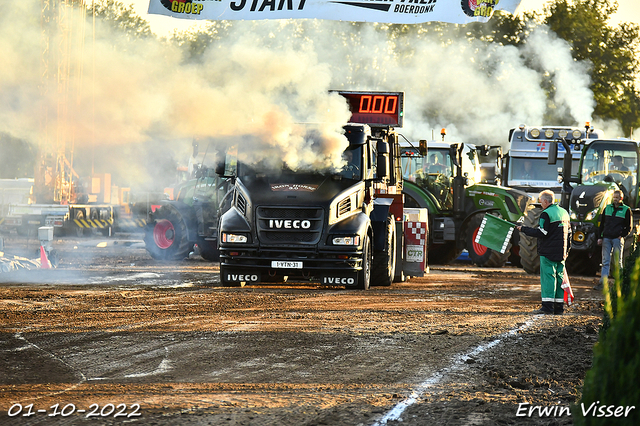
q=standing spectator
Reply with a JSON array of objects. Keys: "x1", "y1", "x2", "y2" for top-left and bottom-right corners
[
  {"x1": 516, "y1": 190, "x2": 572, "y2": 315},
  {"x1": 595, "y1": 190, "x2": 632, "y2": 290}
]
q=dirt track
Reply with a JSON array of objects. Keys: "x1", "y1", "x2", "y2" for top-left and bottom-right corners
[{"x1": 0, "y1": 235, "x2": 603, "y2": 425}]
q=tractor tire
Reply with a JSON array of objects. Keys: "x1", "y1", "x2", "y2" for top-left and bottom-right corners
[
  {"x1": 356, "y1": 234, "x2": 372, "y2": 290},
  {"x1": 428, "y1": 242, "x2": 462, "y2": 265},
  {"x1": 566, "y1": 251, "x2": 601, "y2": 276},
  {"x1": 465, "y1": 213, "x2": 510, "y2": 267},
  {"x1": 144, "y1": 204, "x2": 195, "y2": 261},
  {"x1": 372, "y1": 215, "x2": 397, "y2": 287},
  {"x1": 508, "y1": 248, "x2": 522, "y2": 267},
  {"x1": 623, "y1": 229, "x2": 638, "y2": 261},
  {"x1": 519, "y1": 206, "x2": 542, "y2": 274}
]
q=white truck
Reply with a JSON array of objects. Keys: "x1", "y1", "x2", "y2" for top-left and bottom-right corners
[{"x1": 505, "y1": 124, "x2": 604, "y2": 273}]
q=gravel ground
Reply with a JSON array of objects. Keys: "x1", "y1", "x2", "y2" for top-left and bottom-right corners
[{"x1": 0, "y1": 234, "x2": 604, "y2": 425}]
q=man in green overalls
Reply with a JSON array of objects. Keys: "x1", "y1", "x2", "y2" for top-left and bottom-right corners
[{"x1": 517, "y1": 190, "x2": 572, "y2": 315}]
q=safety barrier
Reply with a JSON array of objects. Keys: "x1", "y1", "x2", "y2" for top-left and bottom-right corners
[{"x1": 72, "y1": 218, "x2": 114, "y2": 229}]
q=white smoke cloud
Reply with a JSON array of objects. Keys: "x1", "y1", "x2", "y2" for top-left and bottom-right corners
[
  {"x1": 0, "y1": 2, "x2": 602, "y2": 191},
  {"x1": 524, "y1": 26, "x2": 596, "y2": 124},
  {"x1": 225, "y1": 19, "x2": 599, "y2": 146},
  {"x1": 0, "y1": 1, "x2": 351, "y2": 190}
]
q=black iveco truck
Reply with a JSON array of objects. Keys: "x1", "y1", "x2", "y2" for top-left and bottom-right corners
[{"x1": 216, "y1": 91, "x2": 417, "y2": 289}]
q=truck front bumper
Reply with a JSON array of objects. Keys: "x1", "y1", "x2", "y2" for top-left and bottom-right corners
[{"x1": 219, "y1": 246, "x2": 364, "y2": 285}]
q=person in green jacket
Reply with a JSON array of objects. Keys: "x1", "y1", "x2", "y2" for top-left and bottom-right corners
[
  {"x1": 517, "y1": 190, "x2": 572, "y2": 315},
  {"x1": 595, "y1": 190, "x2": 633, "y2": 290}
]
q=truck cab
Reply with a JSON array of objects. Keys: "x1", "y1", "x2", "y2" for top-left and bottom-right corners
[
  {"x1": 507, "y1": 124, "x2": 604, "y2": 274},
  {"x1": 215, "y1": 91, "x2": 427, "y2": 290},
  {"x1": 217, "y1": 122, "x2": 402, "y2": 289},
  {"x1": 505, "y1": 125, "x2": 603, "y2": 202}
]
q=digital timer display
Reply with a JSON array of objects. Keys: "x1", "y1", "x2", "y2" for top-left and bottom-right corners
[{"x1": 334, "y1": 91, "x2": 404, "y2": 128}]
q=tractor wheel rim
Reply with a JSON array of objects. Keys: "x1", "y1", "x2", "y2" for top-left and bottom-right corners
[
  {"x1": 154, "y1": 219, "x2": 175, "y2": 249},
  {"x1": 472, "y1": 227, "x2": 488, "y2": 256}
]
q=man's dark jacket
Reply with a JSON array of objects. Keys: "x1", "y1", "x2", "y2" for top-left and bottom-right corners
[
  {"x1": 599, "y1": 202, "x2": 632, "y2": 239},
  {"x1": 520, "y1": 203, "x2": 571, "y2": 262}
]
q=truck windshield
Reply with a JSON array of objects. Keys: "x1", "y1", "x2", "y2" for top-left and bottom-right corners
[
  {"x1": 508, "y1": 157, "x2": 579, "y2": 187},
  {"x1": 582, "y1": 142, "x2": 638, "y2": 198},
  {"x1": 237, "y1": 146, "x2": 364, "y2": 183},
  {"x1": 401, "y1": 148, "x2": 452, "y2": 182},
  {"x1": 176, "y1": 176, "x2": 221, "y2": 204},
  {"x1": 401, "y1": 147, "x2": 453, "y2": 209}
]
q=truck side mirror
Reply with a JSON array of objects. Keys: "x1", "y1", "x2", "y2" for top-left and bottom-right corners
[
  {"x1": 192, "y1": 139, "x2": 199, "y2": 158},
  {"x1": 376, "y1": 139, "x2": 390, "y2": 180},
  {"x1": 419, "y1": 140, "x2": 427, "y2": 156},
  {"x1": 449, "y1": 145, "x2": 460, "y2": 168},
  {"x1": 215, "y1": 160, "x2": 226, "y2": 176},
  {"x1": 548, "y1": 142, "x2": 558, "y2": 165}
]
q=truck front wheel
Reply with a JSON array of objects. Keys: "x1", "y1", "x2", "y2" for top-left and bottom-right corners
[
  {"x1": 372, "y1": 215, "x2": 396, "y2": 287},
  {"x1": 465, "y1": 214, "x2": 510, "y2": 267},
  {"x1": 356, "y1": 234, "x2": 372, "y2": 290}
]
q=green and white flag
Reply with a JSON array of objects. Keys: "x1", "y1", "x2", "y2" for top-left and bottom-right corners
[{"x1": 474, "y1": 214, "x2": 514, "y2": 254}]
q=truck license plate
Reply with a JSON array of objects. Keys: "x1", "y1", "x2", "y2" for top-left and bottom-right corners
[{"x1": 271, "y1": 261, "x2": 303, "y2": 269}]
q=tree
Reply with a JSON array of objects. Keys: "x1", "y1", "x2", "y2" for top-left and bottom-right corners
[
  {"x1": 461, "y1": 10, "x2": 532, "y2": 47},
  {"x1": 170, "y1": 21, "x2": 234, "y2": 63},
  {"x1": 0, "y1": 134, "x2": 36, "y2": 179},
  {"x1": 460, "y1": 1, "x2": 640, "y2": 134},
  {"x1": 543, "y1": 0, "x2": 640, "y2": 136},
  {"x1": 89, "y1": 0, "x2": 153, "y2": 40}
]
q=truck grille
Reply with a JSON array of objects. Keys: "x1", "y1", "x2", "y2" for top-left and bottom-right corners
[{"x1": 256, "y1": 206, "x2": 324, "y2": 245}]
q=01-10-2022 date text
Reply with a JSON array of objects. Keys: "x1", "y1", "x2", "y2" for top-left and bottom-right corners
[{"x1": 7, "y1": 402, "x2": 141, "y2": 418}]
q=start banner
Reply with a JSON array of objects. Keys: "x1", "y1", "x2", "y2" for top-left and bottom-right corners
[{"x1": 148, "y1": 0, "x2": 524, "y2": 24}]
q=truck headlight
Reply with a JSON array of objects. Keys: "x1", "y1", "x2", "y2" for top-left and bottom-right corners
[
  {"x1": 585, "y1": 208, "x2": 599, "y2": 221},
  {"x1": 332, "y1": 235, "x2": 360, "y2": 246},
  {"x1": 570, "y1": 211, "x2": 577, "y2": 220},
  {"x1": 222, "y1": 233, "x2": 248, "y2": 243}
]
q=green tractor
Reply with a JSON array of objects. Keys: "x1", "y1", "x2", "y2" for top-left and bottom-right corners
[
  {"x1": 401, "y1": 137, "x2": 532, "y2": 266},
  {"x1": 549, "y1": 136, "x2": 640, "y2": 275},
  {"x1": 144, "y1": 139, "x2": 230, "y2": 262}
]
